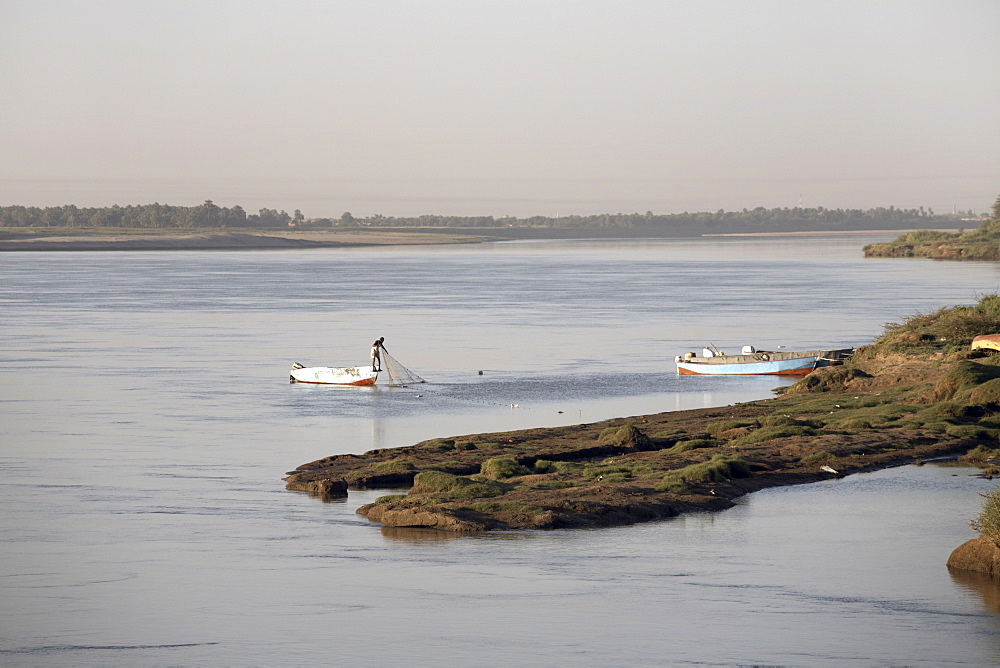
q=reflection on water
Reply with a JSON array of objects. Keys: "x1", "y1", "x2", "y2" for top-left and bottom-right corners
[
  {"x1": 3, "y1": 239, "x2": 1000, "y2": 665},
  {"x1": 950, "y1": 567, "x2": 1000, "y2": 615}
]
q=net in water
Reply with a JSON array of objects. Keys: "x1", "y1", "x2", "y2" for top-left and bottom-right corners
[{"x1": 381, "y1": 350, "x2": 426, "y2": 387}]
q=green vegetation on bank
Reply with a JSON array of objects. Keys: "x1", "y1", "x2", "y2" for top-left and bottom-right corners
[
  {"x1": 865, "y1": 195, "x2": 1000, "y2": 260},
  {"x1": 972, "y1": 487, "x2": 1000, "y2": 547},
  {"x1": 0, "y1": 200, "x2": 968, "y2": 237}
]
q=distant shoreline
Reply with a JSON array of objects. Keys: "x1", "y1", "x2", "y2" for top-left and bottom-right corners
[
  {"x1": 0, "y1": 230, "x2": 498, "y2": 252},
  {"x1": 0, "y1": 227, "x2": 932, "y2": 251}
]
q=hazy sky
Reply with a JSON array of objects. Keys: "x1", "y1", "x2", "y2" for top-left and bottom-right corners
[{"x1": 2, "y1": 0, "x2": 998, "y2": 217}]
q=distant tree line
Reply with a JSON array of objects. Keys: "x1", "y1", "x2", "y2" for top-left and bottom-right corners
[
  {"x1": 0, "y1": 201, "x2": 963, "y2": 234},
  {"x1": 318, "y1": 205, "x2": 955, "y2": 233},
  {"x1": 0, "y1": 200, "x2": 302, "y2": 229}
]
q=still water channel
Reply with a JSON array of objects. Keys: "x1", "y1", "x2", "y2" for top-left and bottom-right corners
[{"x1": 2, "y1": 235, "x2": 1000, "y2": 665}]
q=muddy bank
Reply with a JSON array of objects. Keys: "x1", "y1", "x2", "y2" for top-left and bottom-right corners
[{"x1": 285, "y1": 338, "x2": 1000, "y2": 531}]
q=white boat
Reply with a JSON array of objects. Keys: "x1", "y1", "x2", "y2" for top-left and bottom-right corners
[{"x1": 289, "y1": 363, "x2": 378, "y2": 386}]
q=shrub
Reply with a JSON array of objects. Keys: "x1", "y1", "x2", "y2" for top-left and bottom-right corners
[
  {"x1": 877, "y1": 293, "x2": 1000, "y2": 350},
  {"x1": 598, "y1": 424, "x2": 651, "y2": 448},
  {"x1": 479, "y1": 456, "x2": 531, "y2": 480},
  {"x1": 971, "y1": 487, "x2": 1000, "y2": 547}
]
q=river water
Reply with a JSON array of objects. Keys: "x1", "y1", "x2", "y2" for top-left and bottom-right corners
[{"x1": 2, "y1": 235, "x2": 1000, "y2": 665}]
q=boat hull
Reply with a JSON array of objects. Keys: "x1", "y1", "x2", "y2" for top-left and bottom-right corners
[
  {"x1": 676, "y1": 356, "x2": 820, "y2": 376},
  {"x1": 290, "y1": 366, "x2": 378, "y2": 385},
  {"x1": 675, "y1": 348, "x2": 853, "y2": 376}
]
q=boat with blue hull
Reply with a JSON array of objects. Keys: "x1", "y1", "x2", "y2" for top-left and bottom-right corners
[{"x1": 675, "y1": 346, "x2": 853, "y2": 376}]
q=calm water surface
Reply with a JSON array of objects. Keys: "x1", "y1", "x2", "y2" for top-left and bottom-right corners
[{"x1": 2, "y1": 236, "x2": 1000, "y2": 665}]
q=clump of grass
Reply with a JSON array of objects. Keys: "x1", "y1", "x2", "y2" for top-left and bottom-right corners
[
  {"x1": 946, "y1": 425, "x2": 995, "y2": 440},
  {"x1": 933, "y1": 361, "x2": 1000, "y2": 401},
  {"x1": 655, "y1": 455, "x2": 751, "y2": 493},
  {"x1": 969, "y1": 378, "x2": 1000, "y2": 405},
  {"x1": 825, "y1": 417, "x2": 873, "y2": 430},
  {"x1": 656, "y1": 479, "x2": 692, "y2": 494},
  {"x1": 479, "y1": 455, "x2": 531, "y2": 480},
  {"x1": 409, "y1": 471, "x2": 506, "y2": 500},
  {"x1": 370, "y1": 458, "x2": 416, "y2": 473},
  {"x1": 661, "y1": 438, "x2": 718, "y2": 454},
  {"x1": 598, "y1": 424, "x2": 651, "y2": 448},
  {"x1": 759, "y1": 414, "x2": 813, "y2": 428},
  {"x1": 549, "y1": 461, "x2": 583, "y2": 474},
  {"x1": 815, "y1": 403, "x2": 916, "y2": 429},
  {"x1": 582, "y1": 464, "x2": 628, "y2": 480},
  {"x1": 532, "y1": 459, "x2": 556, "y2": 474},
  {"x1": 779, "y1": 391, "x2": 904, "y2": 415},
  {"x1": 728, "y1": 425, "x2": 815, "y2": 447},
  {"x1": 705, "y1": 419, "x2": 757, "y2": 435},
  {"x1": 959, "y1": 446, "x2": 1000, "y2": 463},
  {"x1": 978, "y1": 415, "x2": 1000, "y2": 428},
  {"x1": 373, "y1": 494, "x2": 408, "y2": 504},
  {"x1": 894, "y1": 229, "x2": 957, "y2": 245},
  {"x1": 653, "y1": 429, "x2": 687, "y2": 437},
  {"x1": 423, "y1": 438, "x2": 456, "y2": 451},
  {"x1": 800, "y1": 452, "x2": 840, "y2": 464},
  {"x1": 971, "y1": 487, "x2": 1000, "y2": 548},
  {"x1": 426, "y1": 460, "x2": 478, "y2": 474},
  {"x1": 790, "y1": 367, "x2": 873, "y2": 394}
]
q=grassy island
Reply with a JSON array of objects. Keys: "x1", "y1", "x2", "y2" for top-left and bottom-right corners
[
  {"x1": 285, "y1": 295, "x2": 1000, "y2": 532},
  {"x1": 865, "y1": 195, "x2": 1000, "y2": 260}
]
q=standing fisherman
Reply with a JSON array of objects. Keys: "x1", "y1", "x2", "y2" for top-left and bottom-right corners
[{"x1": 371, "y1": 337, "x2": 386, "y2": 371}]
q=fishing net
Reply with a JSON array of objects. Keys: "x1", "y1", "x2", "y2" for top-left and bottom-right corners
[{"x1": 381, "y1": 350, "x2": 426, "y2": 387}]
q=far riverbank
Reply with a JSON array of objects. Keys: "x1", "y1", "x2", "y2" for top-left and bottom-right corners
[{"x1": 0, "y1": 226, "x2": 948, "y2": 251}]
